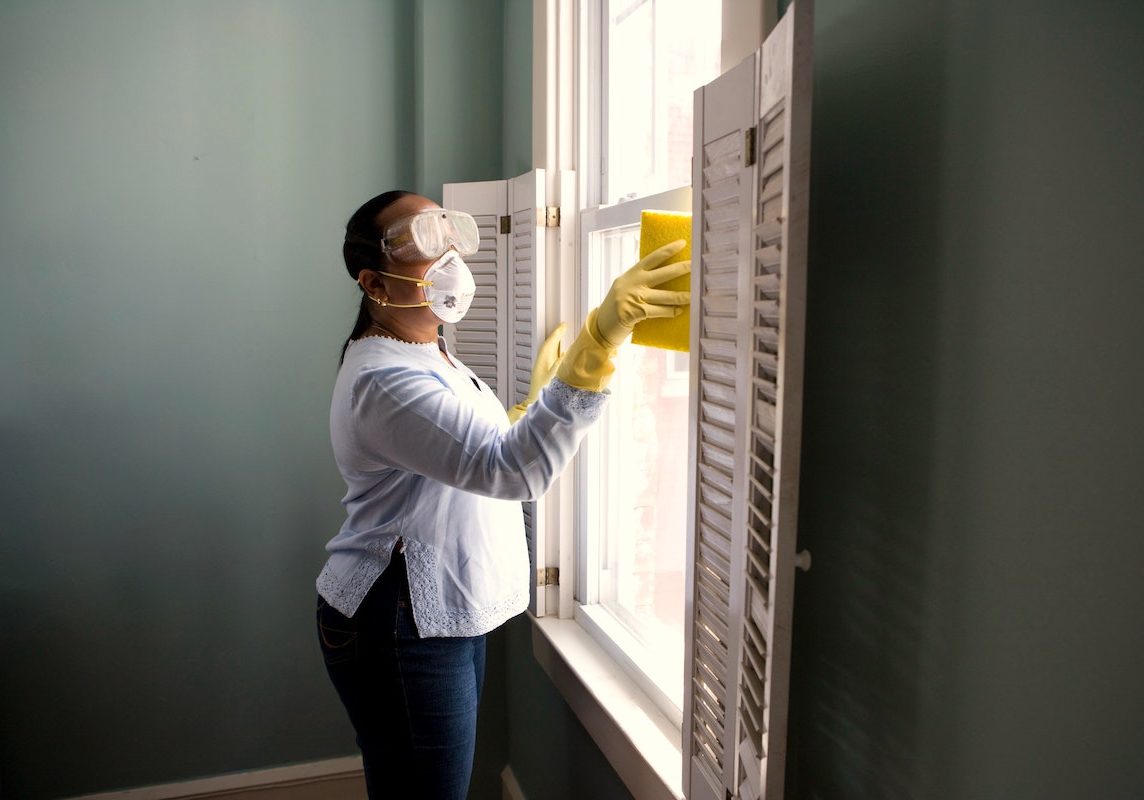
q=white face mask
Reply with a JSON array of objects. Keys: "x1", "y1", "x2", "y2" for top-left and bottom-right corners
[{"x1": 378, "y1": 251, "x2": 477, "y2": 324}]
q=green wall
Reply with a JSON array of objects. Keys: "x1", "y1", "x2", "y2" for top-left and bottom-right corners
[
  {"x1": 502, "y1": 0, "x2": 534, "y2": 178},
  {"x1": 503, "y1": 617, "x2": 634, "y2": 799},
  {"x1": 0, "y1": 1, "x2": 508, "y2": 798},
  {"x1": 413, "y1": 1, "x2": 505, "y2": 200},
  {"x1": 787, "y1": 1, "x2": 1144, "y2": 798},
  {"x1": 5, "y1": 1, "x2": 1142, "y2": 799}
]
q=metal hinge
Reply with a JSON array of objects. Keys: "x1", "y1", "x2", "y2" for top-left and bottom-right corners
[
  {"x1": 744, "y1": 125, "x2": 758, "y2": 167},
  {"x1": 499, "y1": 215, "x2": 511, "y2": 234},
  {"x1": 541, "y1": 206, "x2": 560, "y2": 228},
  {"x1": 537, "y1": 566, "x2": 559, "y2": 587}
]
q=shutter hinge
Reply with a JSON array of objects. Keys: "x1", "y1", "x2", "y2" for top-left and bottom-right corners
[
  {"x1": 542, "y1": 206, "x2": 560, "y2": 228},
  {"x1": 500, "y1": 215, "x2": 511, "y2": 234},
  {"x1": 745, "y1": 125, "x2": 758, "y2": 167},
  {"x1": 537, "y1": 566, "x2": 559, "y2": 587}
]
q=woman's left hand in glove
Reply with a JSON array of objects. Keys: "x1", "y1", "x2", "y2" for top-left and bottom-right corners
[{"x1": 507, "y1": 322, "x2": 567, "y2": 423}]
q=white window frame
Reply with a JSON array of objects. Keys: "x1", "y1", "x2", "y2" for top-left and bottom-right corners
[
  {"x1": 527, "y1": 2, "x2": 780, "y2": 800},
  {"x1": 576, "y1": 184, "x2": 693, "y2": 728}
]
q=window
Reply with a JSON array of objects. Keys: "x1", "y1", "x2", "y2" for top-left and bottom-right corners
[
  {"x1": 601, "y1": 0, "x2": 722, "y2": 204},
  {"x1": 575, "y1": 0, "x2": 722, "y2": 721},
  {"x1": 522, "y1": 2, "x2": 811, "y2": 798},
  {"x1": 577, "y1": 188, "x2": 692, "y2": 719}
]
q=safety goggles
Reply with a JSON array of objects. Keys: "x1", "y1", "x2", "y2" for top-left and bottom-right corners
[{"x1": 380, "y1": 209, "x2": 480, "y2": 263}]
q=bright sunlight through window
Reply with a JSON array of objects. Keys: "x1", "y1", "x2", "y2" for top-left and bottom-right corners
[
  {"x1": 604, "y1": 0, "x2": 722, "y2": 204},
  {"x1": 579, "y1": 0, "x2": 721, "y2": 716}
]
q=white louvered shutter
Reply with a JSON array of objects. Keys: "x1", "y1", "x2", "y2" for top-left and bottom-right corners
[
  {"x1": 442, "y1": 180, "x2": 509, "y2": 403},
  {"x1": 506, "y1": 169, "x2": 549, "y2": 616},
  {"x1": 684, "y1": 3, "x2": 813, "y2": 799},
  {"x1": 443, "y1": 172, "x2": 553, "y2": 617},
  {"x1": 683, "y1": 49, "x2": 758, "y2": 800},
  {"x1": 737, "y1": 4, "x2": 813, "y2": 797}
]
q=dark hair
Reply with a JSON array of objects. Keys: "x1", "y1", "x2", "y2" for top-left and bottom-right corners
[{"x1": 339, "y1": 190, "x2": 414, "y2": 363}]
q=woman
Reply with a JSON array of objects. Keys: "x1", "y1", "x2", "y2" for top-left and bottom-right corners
[{"x1": 315, "y1": 190, "x2": 688, "y2": 799}]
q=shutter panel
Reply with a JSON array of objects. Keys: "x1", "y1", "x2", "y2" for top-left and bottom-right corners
[
  {"x1": 738, "y1": 3, "x2": 813, "y2": 798},
  {"x1": 444, "y1": 173, "x2": 554, "y2": 618},
  {"x1": 683, "y1": 51, "x2": 758, "y2": 800},
  {"x1": 684, "y1": 2, "x2": 813, "y2": 799},
  {"x1": 442, "y1": 180, "x2": 509, "y2": 404},
  {"x1": 507, "y1": 169, "x2": 549, "y2": 616}
]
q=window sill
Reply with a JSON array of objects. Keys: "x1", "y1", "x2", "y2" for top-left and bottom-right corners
[{"x1": 530, "y1": 613, "x2": 684, "y2": 800}]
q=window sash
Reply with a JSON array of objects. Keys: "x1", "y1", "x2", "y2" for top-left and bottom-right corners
[{"x1": 575, "y1": 184, "x2": 690, "y2": 712}]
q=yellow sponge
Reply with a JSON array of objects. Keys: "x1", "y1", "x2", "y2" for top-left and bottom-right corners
[{"x1": 631, "y1": 210, "x2": 692, "y2": 352}]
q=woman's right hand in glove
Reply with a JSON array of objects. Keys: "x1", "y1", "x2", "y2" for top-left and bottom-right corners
[
  {"x1": 592, "y1": 239, "x2": 691, "y2": 348},
  {"x1": 556, "y1": 240, "x2": 691, "y2": 392}
]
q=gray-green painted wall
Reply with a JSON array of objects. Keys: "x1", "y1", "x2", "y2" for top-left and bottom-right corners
[
  {"x1": 787, "y1": 1, "x2": 1144, "y2": 798},
  {"x1": 413, "y1": 0, "x2": 504, "y2": 201},
  {"x1": 0, "y1": 1, "x2": 508, "y2": 798},
  {"x1": 502, "y1": 0, "x2": 534, "y2": 179},
  {"x1": 4, "y1": 1, "x2": 1142, "y2": 799}
]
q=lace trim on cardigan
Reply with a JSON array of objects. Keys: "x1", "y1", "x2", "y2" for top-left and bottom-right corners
[
  {"x1": 316, "y1": 548, "x2": 392, "y2": 618},
  {"x1": 548, "y1": 378, "x2": 609, "y2": 420},
  {"x1": 317, "y1": 537, "x2": 528, "y2": 637},
  {"x1": 403, "y1": 539, "x2": 529, "y2": 638}
]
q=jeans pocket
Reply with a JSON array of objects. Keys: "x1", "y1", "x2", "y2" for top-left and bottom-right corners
[{"x1": 317, "y1": 601, "x2": 358, "y2": 666}]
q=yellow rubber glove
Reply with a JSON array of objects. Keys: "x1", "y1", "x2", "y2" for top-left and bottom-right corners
[
  {"x1": 507, "y1": 322, "x2": 568, "y2": 423},
  {"x1": 593, "y1": 239, "x2": 691, "y2": 348},
  {"x1": 554, "y1": 309, "x2": 618, "y2": 393},
  {"x1": 556, "y1": 241, "x2": 691, "y2": 393}
]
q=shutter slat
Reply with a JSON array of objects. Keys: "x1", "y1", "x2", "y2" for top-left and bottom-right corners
[{"x1": 757, "y1": 218, "x2": 784, "y2": 246}]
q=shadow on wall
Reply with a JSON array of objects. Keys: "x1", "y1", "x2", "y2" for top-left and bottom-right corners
[{"x1": 787, "y1": 2, "x2": 965, "y2": 798}]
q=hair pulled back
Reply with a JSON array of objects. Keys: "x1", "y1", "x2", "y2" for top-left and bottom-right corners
[{"x1": 339, "y1": 190, "x2": 413, "y2": 363}]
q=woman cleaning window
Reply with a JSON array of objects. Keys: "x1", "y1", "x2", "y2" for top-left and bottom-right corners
[{"x1": 315, "y1": 190, "x2": 689, "y2": 799}]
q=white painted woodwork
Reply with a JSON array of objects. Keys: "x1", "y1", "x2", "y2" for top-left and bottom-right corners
[
  {"x1": 508, "y1": 169, "x2": 550, "y2": 617},
  {"x1": 684, "y1": 50, "x2": 758, "y2": 800}
]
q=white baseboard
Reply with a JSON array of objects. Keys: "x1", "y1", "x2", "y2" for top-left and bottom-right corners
[
  {"x1": 67, "y1": 755, "x2": 365, "y2": 800},
  {"x1": 501, "y1": 764, "x2": 527, "y2": 800}
]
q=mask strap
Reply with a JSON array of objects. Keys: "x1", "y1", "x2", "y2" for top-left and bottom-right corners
[
  {"x1": 378, "y1": 270, "x2": 432, "y2": 288},
  {"x1": 379, "y1": 300, "x2": 430, "y2": 309}
]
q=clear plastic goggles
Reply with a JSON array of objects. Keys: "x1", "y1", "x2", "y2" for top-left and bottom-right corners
[{"x1": 381, "y1": 209, "x2": 480, "y2": 263}]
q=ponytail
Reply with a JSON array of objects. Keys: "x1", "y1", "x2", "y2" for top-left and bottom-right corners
[{"x1": 340, "y1": 293, "x2": 374, "y2": 364}]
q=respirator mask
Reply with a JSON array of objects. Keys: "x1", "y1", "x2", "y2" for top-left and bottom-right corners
[{"x1": 377, "y1": 250, "x2": 476, "y2": 324}]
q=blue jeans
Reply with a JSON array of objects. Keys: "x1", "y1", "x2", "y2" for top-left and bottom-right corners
[{"x1": 317, "y1": 550, "x2": 487, "y2": 799}]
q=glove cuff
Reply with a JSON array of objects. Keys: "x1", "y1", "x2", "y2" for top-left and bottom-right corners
[
  {"x1": 555, "y1": 309, "x2": 618, "y2": 393},
  {"x1": 507, "y1": 402, "x2": 529, "y2": 424}
]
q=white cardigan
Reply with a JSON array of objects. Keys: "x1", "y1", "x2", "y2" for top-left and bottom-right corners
[{"x1": 317, "y1": 334, "x2": 607, "y2": 637}]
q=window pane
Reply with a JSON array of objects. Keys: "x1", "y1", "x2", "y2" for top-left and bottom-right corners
[
  {"x1": 606, "y1": 0, "x2": 721, "y2": 203},
  {"x1": 589, "y1": 223, "x2": 688, "y2": 700}
]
